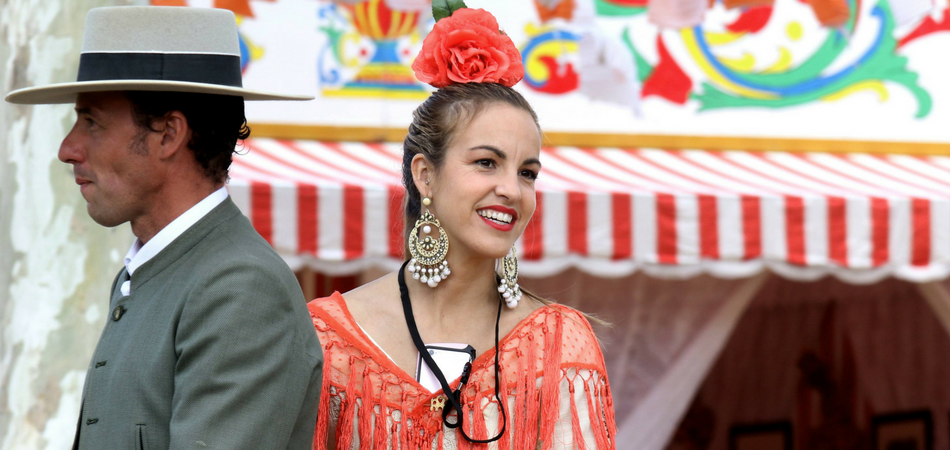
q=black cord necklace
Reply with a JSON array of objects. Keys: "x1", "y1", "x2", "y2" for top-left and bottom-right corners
[{"x1": 398, "y1": 260, "x2": 507, "y2": 443}]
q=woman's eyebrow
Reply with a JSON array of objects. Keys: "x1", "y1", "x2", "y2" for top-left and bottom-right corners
[
  {"x1": 469, "y1": 146, "x2": 542, "y2": 167},
  {"x1": 524, "y1": 158, "x2": 541, "y2": 167},
  {"x1": 469, "y1": 145, "x2": 506, "y2": 159}
]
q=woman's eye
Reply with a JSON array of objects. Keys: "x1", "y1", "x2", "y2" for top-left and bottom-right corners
[
  {"x1": 521, "y1": 169, "x2": 539, "y2": 180},
  {"x1": 477, "y1": 159, "x2": 495, "y2": 168}
]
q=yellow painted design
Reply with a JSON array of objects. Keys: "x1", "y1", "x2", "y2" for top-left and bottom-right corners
[
  {"x1": 679, "y1": 29, "x2": 777, "y2": 100},
  {"x1": 235, "y1": 16, "x2": 263, "y2": 64},
  {"x1": 761, "y1": 47, "x2": 793, "y2": 74},
  {"x1": 338, "y1": 32, "x2": 366, "y2": 67},
  {"x1": 356, "y1": 63, "x2": 416, "y2": 77},
  {"x1": 396, "y1": 10, "x2": 416, "y2": 37},
  {"x1": 323, "y1": 88, "x2": 430, "y2": 100},
  {"x1": 705, "y1": 31, "x2": 746, "y2": 46},
  {"x1": 720, "y1": 52, "x2": 756, "y2": 72},
  {"x1": 353, "y1": 3, "x2": 368, "y2": 36},
  {"x1": 250, "y1": 44, "x2": 264, "y2": 61},
  {"x1": 386, "y1": 10, "x2": 396, "y2": 39},
  {"x1": 368, "y1": 0, "x2": 385, "y2": 40},
  {"x1": 822, "y1": 81, "x2": 889, "y2": 102},
  {"x1": 525, "y1": 41, "x2": 579, "y2": 81},
  {"x1": 786, "y1": 21, "x2": 803, "y2": 41}
]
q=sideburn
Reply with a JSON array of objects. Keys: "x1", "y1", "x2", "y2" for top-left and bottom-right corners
[{"x1": 128, "y1": 126, "x2": 151, "y2": 156}]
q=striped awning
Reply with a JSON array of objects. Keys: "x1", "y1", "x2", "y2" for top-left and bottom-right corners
[{"x1": 228, "y1": 139, "x2": 950, "y2": 283}]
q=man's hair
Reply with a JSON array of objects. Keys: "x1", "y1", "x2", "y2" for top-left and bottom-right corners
[{"x1": 125, "y1": 91, "x2": 251, "y2": 183}]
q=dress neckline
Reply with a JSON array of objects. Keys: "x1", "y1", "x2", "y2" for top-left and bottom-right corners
[{"x1": 325, "y1": 291, "x2": 552, "y2": 397}]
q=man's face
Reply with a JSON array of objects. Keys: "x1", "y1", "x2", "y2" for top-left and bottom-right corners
[{"x1": 59, "y1": 92, "x2": 160, "y2": 227}]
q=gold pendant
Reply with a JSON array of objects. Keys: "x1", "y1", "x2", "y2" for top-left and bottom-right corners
[{"x1": 429, "y1": 395, "x2": 446, "y2": 411}]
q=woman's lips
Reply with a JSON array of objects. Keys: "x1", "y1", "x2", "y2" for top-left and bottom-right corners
[{"x1": 479, "y1": 215, "x2": 515, "y2": 231}]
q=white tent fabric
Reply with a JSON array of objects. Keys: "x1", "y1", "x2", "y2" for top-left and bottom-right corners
[
  {"x1": 228, "y1": 139, "x2": 950, "y2": 283},
  {"x1": 614, "y1": 273, "x2": 766, "y2": 450}
]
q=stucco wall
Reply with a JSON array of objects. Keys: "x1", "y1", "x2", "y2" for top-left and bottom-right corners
[{"x1": 1, "y1": 1, "x2": 143, "y2": 448}]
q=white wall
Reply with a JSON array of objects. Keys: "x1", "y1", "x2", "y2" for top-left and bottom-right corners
[{"x1": 0, "y1": 1, "x2": 141, "y2": 449}]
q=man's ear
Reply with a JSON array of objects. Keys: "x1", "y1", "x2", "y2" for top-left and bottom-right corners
[
  {"x1": 156, "y1": 110, "x2": 190, "y2": 160},
  {"x1": 411, "y1": 153, "x2": 432, "y2": 197}
]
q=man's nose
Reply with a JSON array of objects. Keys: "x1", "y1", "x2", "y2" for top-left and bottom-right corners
[{"x1": 58, "y1": 126, "x2": 83, "y2": 164}]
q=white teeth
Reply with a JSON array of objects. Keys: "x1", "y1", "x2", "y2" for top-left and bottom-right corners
[{"x1": 478, "y1": 209, "x2": 513, "y2": 224}]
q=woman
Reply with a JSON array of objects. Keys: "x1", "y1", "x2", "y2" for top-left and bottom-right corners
[{"x1": 308, "y1": 6, "x2": 616, "y2": 449}]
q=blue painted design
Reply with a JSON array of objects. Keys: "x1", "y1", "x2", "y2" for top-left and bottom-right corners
[{"x1": 690, "y1": 6, "x2": 886, "y2": 97}]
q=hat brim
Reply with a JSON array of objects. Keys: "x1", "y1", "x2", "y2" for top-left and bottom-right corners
[{"x1": 5, "y1": 80, "x2": 313, "y2": 104}]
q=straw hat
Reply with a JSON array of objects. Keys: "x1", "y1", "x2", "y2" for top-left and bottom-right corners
[{"x1": 5, "y1": 6, "x2": 311, "y2": 104}]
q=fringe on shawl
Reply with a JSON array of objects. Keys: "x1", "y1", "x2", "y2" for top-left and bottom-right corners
[
  {"x1": 568, "y1": 381, "x2": 586, "y2": 450},
  {"x1": 373, "y1": 382, "x2": 388, "y2": 450},
  {"x1": 358, "y1": 368, "x2": 374, "y2": 448},
  {"x1": 522, "y1": 337, "x2": 540, "y2": 449},
  {"x1": 335, "y1": 358, "x2": 360, "y2": 450},
  {"x1": 497, "y1": 368, "x2": 512, "y2": 450},
  {"x1": 313, "y1": 369, "x2": 332, "y2": 449},
  {"x1": 538, "y1": 317, "x2": 564, "y2": 450}
]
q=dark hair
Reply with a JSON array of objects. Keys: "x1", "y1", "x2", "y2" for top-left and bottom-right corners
[
  {"x1": 125, "y1": 91, "x2": 251, "y2": 183},
  {"x1": 401, "y1": 82, "x2": 539, "y2": 246}
]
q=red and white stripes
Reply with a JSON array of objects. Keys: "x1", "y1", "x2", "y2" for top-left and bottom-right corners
[{"x1": 227, "y1": 139, "x2": 950, "y2": 283}]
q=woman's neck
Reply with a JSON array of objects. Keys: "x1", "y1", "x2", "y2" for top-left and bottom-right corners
[{"x1": 405, "y1": 251, "x2": 499, "y2": 327}]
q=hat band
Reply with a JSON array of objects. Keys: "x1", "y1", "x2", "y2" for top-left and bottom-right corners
[{"x1": 77, "y1": 52, "x2": 243, "y2": 87}]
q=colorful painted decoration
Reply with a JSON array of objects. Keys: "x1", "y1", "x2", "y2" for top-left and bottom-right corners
[
  {"x1": 595, "y1": 0, "x2": 648, "y2": 16},
  {"x1": 317, "y1": 1, "x2": 427, "y2": 99},
  {"x1": 236, "y1": 16, "x2": 265, "y2": 73},
  {"x1": 898, "y1": 8, "x2": 950, "y2": 48},
  {"x1": 640, "y1": 36, "x2": 692, "y2": 104},
  {"x1": 520, "y1": 24, "x2": 580, "y2": 94},
  {"x1": 151, "y1": 0, "x2": 950, "y2": 136},
  {"x1": 622, "y1": 0, "x2": 935, "y2": 118}
]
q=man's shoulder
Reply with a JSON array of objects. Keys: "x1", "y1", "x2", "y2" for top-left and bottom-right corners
[
  {"x1": 199, "y1": 210, "x2": 282, "y2": 264},
  {"x1": 176, "y1": 210, "x2": 295, "y2": 285}
]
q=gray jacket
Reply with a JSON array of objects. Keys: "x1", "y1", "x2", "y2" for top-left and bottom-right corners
[{"x1": 73, "y1": 198, "x2": 323, "y2": 450}]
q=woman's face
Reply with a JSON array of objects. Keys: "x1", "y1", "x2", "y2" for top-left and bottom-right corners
[{"x1": 422, "y1": 102, "x2": 542, "y2": 261}]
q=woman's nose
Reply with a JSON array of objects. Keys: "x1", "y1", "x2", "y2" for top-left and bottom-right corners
[{"x1": 495, "y1": 172, "x2": 522, "y2": 201}]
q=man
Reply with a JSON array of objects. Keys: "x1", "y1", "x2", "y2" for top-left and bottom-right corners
[{"x1": 6, "y1": 6, "x2": 323, "y2": 449}]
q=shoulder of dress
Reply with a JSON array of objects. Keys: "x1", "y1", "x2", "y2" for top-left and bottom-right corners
[
  {"x1": 534, "y1": 303, "x2": 595, "y2": 333},
  {"x1": 531, "y1": 303, "x2": 606, "y2": 370},
  {"x1": 307, "y1": 292, "x2": 345, "y2": 316},
  {"x1": 307, "y1": 292, "x2": 356, "y2": 338}
]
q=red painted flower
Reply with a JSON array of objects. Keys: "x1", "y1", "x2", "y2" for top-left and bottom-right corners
[{"x1": 412, "y1": 8, "x2": 524, "y2": 88}]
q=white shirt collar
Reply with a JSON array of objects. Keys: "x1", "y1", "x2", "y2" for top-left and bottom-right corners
[{"x1": 121, "y1": 187, "x2": 228, "y2": 295}]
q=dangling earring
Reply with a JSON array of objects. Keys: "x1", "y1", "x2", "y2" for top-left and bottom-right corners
[
  {"x1": 498, "y1": 246, "x2": 521, "y2": 308},
  {"x1": 408, "y1": 196, "x2": 450, "y2": 288}
]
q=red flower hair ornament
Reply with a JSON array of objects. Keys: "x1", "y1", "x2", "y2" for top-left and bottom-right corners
[{"x1": 411, "y1": 8, "x2": 525, "y2": 88}]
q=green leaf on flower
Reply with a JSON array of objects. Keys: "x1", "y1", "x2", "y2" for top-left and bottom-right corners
[{"x1": 432, "y1": 0, "x2": 468, "y2": 21}]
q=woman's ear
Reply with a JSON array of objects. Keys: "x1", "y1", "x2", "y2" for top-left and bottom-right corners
[{"x1": 411, "y1": 153, "x2": 431, "y2": 197}]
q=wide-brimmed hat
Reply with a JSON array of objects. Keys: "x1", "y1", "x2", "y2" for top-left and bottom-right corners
[{"x1": 5, "y1": 6, "x2": 311, "y2": 104}]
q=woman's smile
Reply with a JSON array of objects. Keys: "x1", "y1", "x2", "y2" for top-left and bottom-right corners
[{"x1": 477, "y1": 206, "x2": 517, "y2": 231}]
